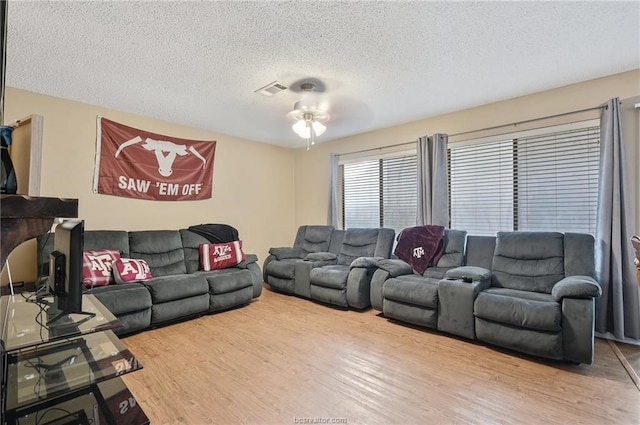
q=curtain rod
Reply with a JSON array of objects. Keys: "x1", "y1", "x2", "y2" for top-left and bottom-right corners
[
  {"x1": 339, "y1": 140, "x2": 415, "y2": 157},
  {"x1": 449, "y1": 105, "x2": 604, "y2": 138},
  {"x1": 338, "y1": 104, "x2": 604, "y2": 157}
]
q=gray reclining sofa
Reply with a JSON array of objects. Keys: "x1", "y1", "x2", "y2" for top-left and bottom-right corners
[
  {"x1": 309, "y1": 227, "x2": 395, "y2": 309},
  {"x1": 375, "y1": 230, "x2": 601, "y2": 364},
  {"x1": 37, "y1": 226, "x2": 262, "y2": 335},
  {"x1": 265, "y1": 226, "x2": 395, "y2": 309},
  {"x1": 263, "y1": 225, "x2": 344, "y2": 298}
]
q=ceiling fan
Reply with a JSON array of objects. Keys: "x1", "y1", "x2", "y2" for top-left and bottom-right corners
[{"x1": 286, "y1": 82, "x2": 330, "y2": 150}]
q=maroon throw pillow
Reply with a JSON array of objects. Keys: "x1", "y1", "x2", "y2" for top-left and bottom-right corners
[
  {"x1": 199, "y1": 241, "x2": 246, "y2": 271},
  {"x1": 112, "y1": 258, "x2": 153, "y2": 283},
  {"x1": 82, "y1": 249, "x2": 121, "y2": 288}
]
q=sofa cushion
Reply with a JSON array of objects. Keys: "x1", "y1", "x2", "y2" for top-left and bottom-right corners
[
  {"x1": 434, "y1": 229, "x2": 467, "y2": 268},
  {"x1": 384, "y1": 298, "x2": 438, "y2": 329},
  {"x1": 492, "y1": 232, "x2": 565, "y2": 293},
  {"x1": 269, "y1": 247, "x2": 302, "y2": 260},
  {"x1": 151, "y1": 295, "x2": 210, "y2": 324},
  {"x1": 475, "y1": 318, "x2": 563, "y2": 360},
  {"x1": 197, "y1": 269, "x2": 254, "y2": 295},
  {"x1": 474, "y1": 288, "x2": 561, "y2": 332},
  {"x1": 83, "y1": 231, "x2": 130, "y2": 256},
  {"x1": 309, "y1": 264, "x2": 350, "y2": 289},
  {"x1": 113, "y1": 258, "x2": 153, "y2": 283},
  {"x1": 208, "y1": 286, "x2": 254, "y2": 312},
  {"x1": 309, "y1": 285, "x2": 348, "y2": 307},
  {"x1": 337, "y1": 229, "x2": 381, "y2": 266},
  {"x1": 265, "y1": 258, "x2": 299, "y2": 279},
  {"x1": 144, "y1": 274, "x2": 209, "y2": 303},
  {"x1": 383, "y1": 275, "x2": 440, "y2": 309},
  {"x1": 266, "y1": 275, "x2": 295, "y2": 294},
  {"x1": 298, "y1": 225, "x2": 334, "y2": 255},
  {"x1": 180, "y1": 229, "x2": 209, "y2": 274},
  {"x1": 82, "y1": 249, "x2": 121, "y2": 288},
  {"x1": 305, "y1": 252, "x2": 338, "y2": 261},
  {"x1": 86, "y1": 283, "x2": 152, "y2": 315},
  {"x1": 350, "y1": 256, "x2": 383, "y2": 269},
  {"x1": 199, "y1": 241, "x2": 246, "y2": 270},
  {"x1": 129, "y1": 230, "x2": 187, "y2": 277},
  {"x1": 465, "y1": 235, "x2": 496, "y2": 269},
  {"x1": 422, "y1": 267, "x2": 450, "y2": 280}
]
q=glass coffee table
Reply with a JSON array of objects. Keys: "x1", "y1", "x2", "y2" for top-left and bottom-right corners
[{"x1": 1, "y1": 294, "x2": 149, "y2": 425}]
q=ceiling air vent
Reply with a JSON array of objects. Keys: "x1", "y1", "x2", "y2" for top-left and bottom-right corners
[{"x1": 254, "y1": 81, "x2": 288, "y2": 97}]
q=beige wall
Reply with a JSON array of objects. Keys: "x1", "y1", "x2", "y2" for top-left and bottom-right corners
[
  {"x1": 2, "y1": 87, "x2": 296, "y2": 284},
  {"x1": 295, "y1": 69, "x2": 640, "y2": 233}
]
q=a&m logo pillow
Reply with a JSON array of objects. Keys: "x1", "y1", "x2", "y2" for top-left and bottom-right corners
[{"x1": 199, "y1": 241, "x2": 246, "y2": 271}]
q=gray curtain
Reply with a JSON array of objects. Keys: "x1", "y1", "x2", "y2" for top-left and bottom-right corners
[
  {"x1": 417, "y1": 134, "x2": 449, "y2": 226},
  {"x1": 1, "y1": 1, "x2": 7, "y2": 125},
  {"x1": 327, "y1": 152, "x2": 339, "y2": 227},
  {"x1": 595, "y1": 97, "x2": 640, "y2": 341}
]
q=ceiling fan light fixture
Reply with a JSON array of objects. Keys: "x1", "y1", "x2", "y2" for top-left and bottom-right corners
[
  {"x1": 292, "y1": 119, "x2": 311, "y2": 138},
  {"x1": 291, "y1": 112, "x2": 328, "y2": 138},
  {"x1": 312, "y1": 120, "x2": 326, "y2": 137},
  {"x1": 286, "y1": 82, "x2": 330, "y2": 148}
]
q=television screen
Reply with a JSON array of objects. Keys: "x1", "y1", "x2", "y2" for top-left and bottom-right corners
[{"x1": 47, "y1": 219, "x2": 85, "y2": 325}]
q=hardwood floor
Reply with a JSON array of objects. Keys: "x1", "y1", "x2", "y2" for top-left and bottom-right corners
[
  {"x1": 612, "y1": 340, "x2": 640, "y2": 390},
  {"x1": 121, "y1": 286, "x2": 640, "y2": 425}
]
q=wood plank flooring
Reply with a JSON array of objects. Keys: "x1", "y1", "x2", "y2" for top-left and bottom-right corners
[
  {"x1": 121, "y1": 286, "x2": 640, "y2": 425},
  {"x1": 613, "y1": 340, "x2": 640, "y2": 390}
]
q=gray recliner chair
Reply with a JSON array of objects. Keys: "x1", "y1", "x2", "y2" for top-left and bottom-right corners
[
  {"x1": 308, "y1": 228, "x2": 395, "y2": 309},
  {"x1": 263, "y1": 225, "x2": 343, "y2": 298},
  {"x1": 473, "y1": 231, "x2": 601, "y2": 364},
  {"x1": 378, "y1": 229, "x2": 467, "y2": 328}
]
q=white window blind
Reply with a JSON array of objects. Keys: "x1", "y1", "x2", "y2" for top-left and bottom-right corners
[
  {"x1": 341, "y1": 153, "x2": 417, "y2": 233},
  {"x1": 449, "y1": 140, "x2": 515, "y2": 235},
  {"x1": 383, "y1": 155, "x2": 418, "y2": 231},
  {"x1": 448, "y1": 121, "x2": 600, "y2": 236},
  {"x1": 342, "y1": 160, "x2": 380, "y2": 228}
]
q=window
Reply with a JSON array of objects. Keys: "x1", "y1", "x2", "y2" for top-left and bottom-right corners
[
  {"x1": 338, "y1": 120, "x2": 599, "y2": 237},
  {"x1": 448, "y1": 120, "x2": 600, "y2": 236},
  {"x1": 341, "y1": 152, "x2": 417, "y2": 234},
  {"x1": 449, "y1": 140, "x2": 514, "y2": 234}
]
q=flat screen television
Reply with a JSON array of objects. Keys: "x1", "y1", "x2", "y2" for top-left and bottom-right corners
[{"x1": 47, "y1": 219, "x2": 88, "y2": 325}]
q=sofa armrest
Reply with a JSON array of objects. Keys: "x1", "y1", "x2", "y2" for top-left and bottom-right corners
[
  {"x1": 374, "y1": 258, "x2": 413, "y2": 277},
  {"x1": 551, "y1": 275, "x2": 601, "y2": 302},
  {"x1": 350, "y1": 256, "x2": 384, "y2": 269},
  {"x1": 237, "y1": 253, "x2": 259, "y2": 269},
  {"x1": 445, "y1": 266, "x2": 491, "y2": 283},
  {"x1": 305, "y1": 252, "x2": 338, "y2": 262},
  {"x1": 269, "y1": 247, "x2": 302, "y2": 260},
  {"x1": 438, "y1": 274, "x2": 489, "y2": 339}
]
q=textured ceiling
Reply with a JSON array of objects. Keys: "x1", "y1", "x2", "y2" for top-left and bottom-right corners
[{"x1": 6, "y1": 1, "x2": 640, "y2": 148}]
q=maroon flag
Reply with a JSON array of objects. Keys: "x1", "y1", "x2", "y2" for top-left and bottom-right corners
[{"x1": 93, "y1": 117, "x2": 216, "y2": 201}]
